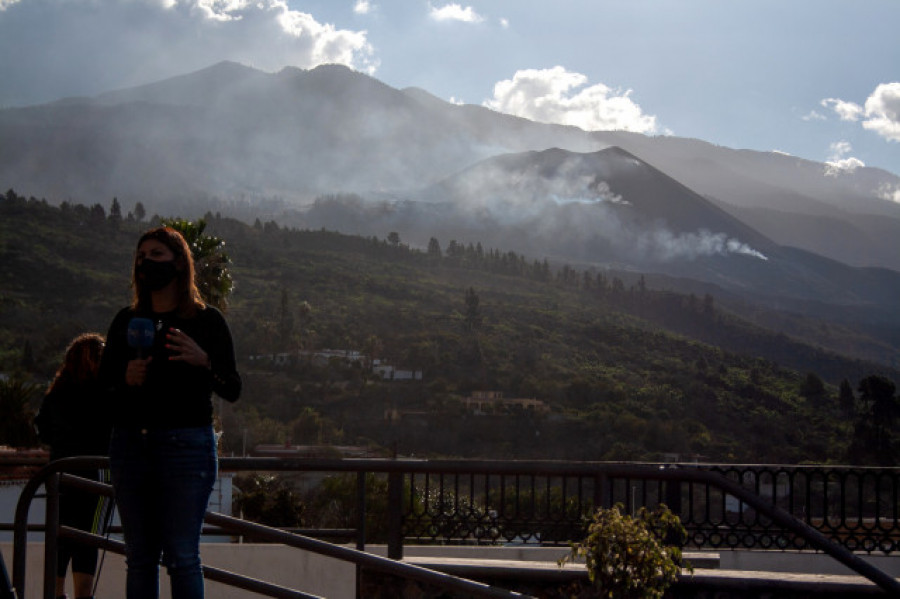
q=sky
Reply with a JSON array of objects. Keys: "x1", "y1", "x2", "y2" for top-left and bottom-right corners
[{"x1": 0, "y1": 0, "x2": 898, "y2": 177}]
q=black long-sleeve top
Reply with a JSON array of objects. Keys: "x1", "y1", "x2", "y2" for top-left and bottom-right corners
[
  {"x1": 98, "y1": 305, "x2": 241, "y2": 430},
  {"x1": 35, "y1": 380, "x2": 113, "y2": 461}
]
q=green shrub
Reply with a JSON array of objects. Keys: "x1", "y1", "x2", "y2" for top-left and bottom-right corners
[{"x1": 560, "y1": 503, "x2": 690, "y2": 599}]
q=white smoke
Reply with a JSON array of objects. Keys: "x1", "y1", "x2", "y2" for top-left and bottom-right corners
[
  {"x1": 636, "y1": 229, "x2": 768, "y2": 262},
  {"x1": 439, "y1": 158, "x2": 768, "y2": 263}
]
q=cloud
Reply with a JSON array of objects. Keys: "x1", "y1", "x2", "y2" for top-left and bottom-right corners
[
  {"x1": 0, "y1": 0, "x2": 22, "y2": 10},
  {"x1": 821, "y1": 98, "x2": 863, "y2": 121},
  {"x1": 483, "y1": 66, "x2": 658, "y2": 134},
  {"x1": 801, "y1": 110, "x2": 826, "y2": 122},
  {"x1": 429, "y1": 3, "x2": 484, "y2": 23},
  {"x1": 877, "y1": 183, "x2": 900, "y2": 204},
  {"x1": 824, "y1": 140, "x2": 865, "y2": 176},
  {"x1": 0, "y1": 0, "x2": 375, "y2": 106},
  {"x1": 862, "y1": 82, "x2": 900, "y2": 142},
  {"x1": 353, "y1": 0, "x2": 372, "y2": 15},
  {"x1": 878, "y1": 184, "x2": 900, "y2": 203},
  {"x1": 821, "y1": 83, "x2": 900, "y2": 143},
  {"x1": 499, "y1": 17, "x2": 509, "y2": 28}
]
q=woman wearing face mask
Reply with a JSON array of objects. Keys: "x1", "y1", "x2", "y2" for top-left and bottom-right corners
[{"x1": 98, "y1": 226, "x2": 241, "y2": 599}]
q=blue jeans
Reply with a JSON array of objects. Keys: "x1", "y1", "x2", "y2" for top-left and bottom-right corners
[{"x1": 110, "y1": 427, "x2": 217, "y2": 599}]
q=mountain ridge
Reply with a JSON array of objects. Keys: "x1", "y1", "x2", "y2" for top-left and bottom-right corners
[{"x1": 1, "y1": 60, "x2": 899, "y2": 359}]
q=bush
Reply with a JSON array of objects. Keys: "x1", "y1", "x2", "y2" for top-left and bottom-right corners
[{"x1": 559, "y1": 503, "x2": 690, "y2": 599}]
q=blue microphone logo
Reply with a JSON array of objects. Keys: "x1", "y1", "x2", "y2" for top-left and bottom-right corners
[{"x1": 127, "y1": 317, "x2": 155, "y2": 358}]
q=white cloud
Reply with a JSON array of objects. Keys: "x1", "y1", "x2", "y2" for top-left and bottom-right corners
[
  {"x1": 0, "y1": 0, "x2": 22, "y2": 10},
  {"x1": 877, "y1": 183, "x2": 900, "y2": 204},
  {"x1": 801, "y1": 110, "x2": 826, "y2": 122},
  {"x1": 429, "y1": 3, "x2": 483, "y2": 23},
  {"x1": 0, "y1": 0, "x2": 375, "y2": 105},
  {"x1": 353, "y1": 0, "x2": 372, "y2": 15},
  {"x1": 821, "y1": 83, "x2": 900, "y2": 143},
  {"x1": 862, "y1": 82, "x2": 900, "y2": 142},
  {"x1": 824, "y1": 140, "x2": 865, "y2": 176},
  {"x1": 499, "y1": 17, "x2": 509, "y2": 28},
  {"x1": 483, "y1": 66, "x2": 658, "y2": 134},
  {"x1": 829, "y1": 140, "x2": 853, "y2": 157},
  {"x1": 822, "y1": 98, "x2": 863, "y2": 121}
]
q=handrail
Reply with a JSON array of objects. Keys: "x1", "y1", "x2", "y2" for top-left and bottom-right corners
[
  {"x1": 10, "y1": 457, "x2": 900, "y2": 596},
  {"x1": 64, "y1": 475, "x2": 529, "y2": 599},
  {"x1": 59, "y1": 527, "x2": 322, "y2": 599},
  {"x1": 12, "y1": 458, "x2": 531, "y2": 599}
]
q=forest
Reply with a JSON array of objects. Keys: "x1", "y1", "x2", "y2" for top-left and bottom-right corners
[{"x1": 1, "y1": 189, "x2": 900, "y2": 466}]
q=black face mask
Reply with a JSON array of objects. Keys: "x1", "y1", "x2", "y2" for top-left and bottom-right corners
[{"x1": 138, "y1": 259, "x2": 178, "y2": 291}]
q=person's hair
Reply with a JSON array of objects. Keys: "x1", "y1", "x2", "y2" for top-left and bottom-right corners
[
  {"x1": 47, "y1": 333, "x2": 105, "y2": 393},
  {"x1": 131, "y1": 226, "x2": 205, "y2": 316}
]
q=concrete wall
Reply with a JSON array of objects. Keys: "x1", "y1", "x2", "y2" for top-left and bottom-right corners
[
  {"x1": 4, "y1": 542, "x2": 900, "y2": 599},
  {"x1": 1, "y1": 542, "x2": 356, "y2": 599}
]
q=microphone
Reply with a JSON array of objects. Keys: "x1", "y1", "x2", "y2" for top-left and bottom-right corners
[{"x1": 127, "y1": 317, "x2": 156, "y2": 359}]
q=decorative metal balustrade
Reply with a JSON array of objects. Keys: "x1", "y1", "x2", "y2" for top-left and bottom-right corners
[
  {"x1": 7, "y1": 456, "x2": 900, "y2": 597},
  {"x1": 396, "y1": 462, "x2": 900, "y2": 556}
]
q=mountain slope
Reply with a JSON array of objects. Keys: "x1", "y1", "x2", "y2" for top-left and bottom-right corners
[
  {"x1": 1, "y1": 60, "x2": 899, "y2": 273},
  {"x1": 301, "y1": 145, "x2": 900, "y2": 364}
]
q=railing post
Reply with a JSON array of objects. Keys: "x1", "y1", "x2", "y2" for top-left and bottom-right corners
[
  {"x1": 387, "y1": 471, "x2": 403, "y2": 560},
  {"x1": 593, "y1": 473, "x2": 609, "y2": 511},
  {"x1": 356, "y1": 471, "x2": 367, "y2": 551},
  {"x1": 665, "y1": 473, "x2": 683, "y2": 515},
  {"x1": 356, "y1": 471, "x2": 366, "y2": 599},
  {"x1": 43, "y1": 473, "x2": 60, "y2": 599}
]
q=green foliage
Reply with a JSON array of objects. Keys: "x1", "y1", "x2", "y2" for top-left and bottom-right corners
[
  {"x1": 3, "y1": 190, "x2": 900, "y2": 463},
  {"x1": 302, "y1": 472, "x2": 392, "y2": 542},
  {"x1": 233, "y1": 473, "x2": 304, "y2": 534},
  {"x1": 560, "y1": 503, "x2": 690, "y2": 599},
  {"x1": 847, "y1": 375, "x2": 900, "y2": 465},
  {"x1": 161, "y1": 217, "x2": 233, "y2": 311},
  {"x1": 0, "y1": 375, "x2": 41, "y2": 447}
]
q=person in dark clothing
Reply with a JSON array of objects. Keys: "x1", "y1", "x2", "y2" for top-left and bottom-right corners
[
  {"x1": 98, "y1": 226, "x2": 241, "y2": 599},
  {"x1": 35, "y1": 333, "x2": 113, "y2": 599}
]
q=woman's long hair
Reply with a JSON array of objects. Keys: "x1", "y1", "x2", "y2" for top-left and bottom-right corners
[
  {"x1": 131, "y1": 226, "x2": 205, "y2": 316},
  {"x1": 47, "y1": 333, "x2": 105, "y2": 393}
]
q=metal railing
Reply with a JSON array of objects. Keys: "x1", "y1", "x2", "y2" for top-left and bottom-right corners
[{"x1": 9, "y1": 457, "x2": 900, "y2": 597}]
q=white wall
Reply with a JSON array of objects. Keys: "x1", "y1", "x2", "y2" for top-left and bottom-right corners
[{"x1": 4, "y1": 542, "x2": 900, "y2": 599}]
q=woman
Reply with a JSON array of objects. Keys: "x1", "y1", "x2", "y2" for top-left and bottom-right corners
[
  {"x1": 98, "y1": 226, "x2": 241, "y2": 599},
  {"x1": 35, "y1": 333, "x2": 113, "y2": 599}
]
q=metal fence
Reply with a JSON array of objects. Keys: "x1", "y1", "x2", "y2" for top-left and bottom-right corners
[
  {"x1": 368, "y1": 461, "x2": 900, "y2": 555},
  {"x1": 8, "y1": 457, "x2": 900, "y2": 597}
]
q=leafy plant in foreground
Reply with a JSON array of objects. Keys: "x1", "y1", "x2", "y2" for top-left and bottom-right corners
[{"x1": 559, "y1": 503, "x2": 691, "y2": 599}]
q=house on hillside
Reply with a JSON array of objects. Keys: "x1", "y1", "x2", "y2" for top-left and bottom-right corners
[
  {"x1": 372, "y1": 359, "x2": 422, "y2": 381},
  {"x1": 462, "y1": 391, "x2": 549, "y2": 416}
]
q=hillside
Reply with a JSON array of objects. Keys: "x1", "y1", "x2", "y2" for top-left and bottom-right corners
[{"x1": 2, "y1": 191, "x2": 899, "y2": 464}]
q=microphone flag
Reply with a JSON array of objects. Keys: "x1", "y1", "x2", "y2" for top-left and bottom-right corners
[{"x1": 127, "y1": 317, "x2": 155, "y2": 358}]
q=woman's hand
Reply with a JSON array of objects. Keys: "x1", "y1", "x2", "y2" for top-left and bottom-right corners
[
  {"x1": 125, "y1": 357, "x2": 152, "y2": 386},
  {"x1": 165, "y1": 328, "x2": 210, "y2": 368}
]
